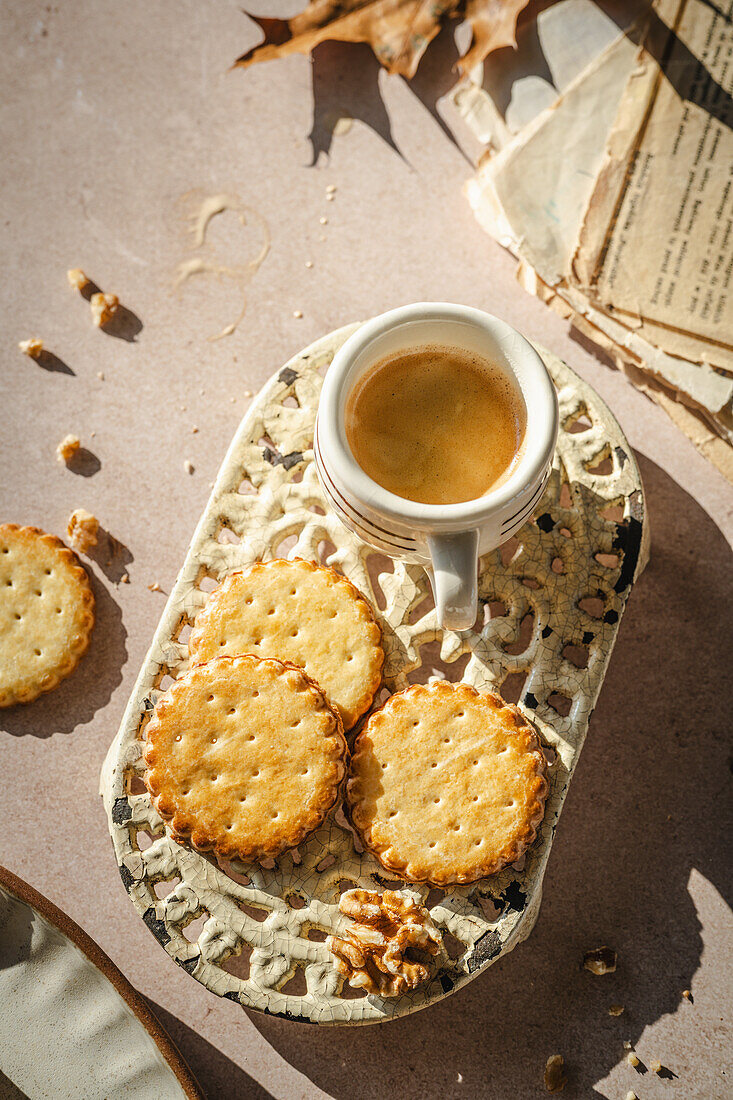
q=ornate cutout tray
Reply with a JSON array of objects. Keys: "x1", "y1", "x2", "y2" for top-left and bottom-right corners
[{"x1": 101, "y1": 323, "x2": 648, "y2": 1025}]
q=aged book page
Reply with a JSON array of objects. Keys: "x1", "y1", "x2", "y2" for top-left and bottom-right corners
[
  {"x1": 464, "y1": 23, "x2": 733, "y2": 421},
  {"x1": 569, "y1": 0, "x2": 733, "y2": 372},
  {"x1": 458, "y1": 0, "x2": 733, "y2": 477}
]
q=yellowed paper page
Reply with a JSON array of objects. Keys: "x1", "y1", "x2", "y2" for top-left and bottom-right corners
[{"x1": 570, "y1": 0, "x2": 733, "y2": 371}]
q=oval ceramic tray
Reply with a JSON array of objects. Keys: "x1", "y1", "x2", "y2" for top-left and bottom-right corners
[
  {"x1": 101, "y1": 323, "x2": 648, "y2": 1024},
  {"x1": 0, "y1": 865, "x2": 202, "y2": 1098}
]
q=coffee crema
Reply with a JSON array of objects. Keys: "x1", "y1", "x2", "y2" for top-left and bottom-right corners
[{"x1": 344, "y1": 345, "x2": 526, "y2": 506}]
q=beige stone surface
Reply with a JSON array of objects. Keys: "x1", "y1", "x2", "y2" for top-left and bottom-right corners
[{"x1": 0, "y1": 2, "x2": 731, "y2": 1097}]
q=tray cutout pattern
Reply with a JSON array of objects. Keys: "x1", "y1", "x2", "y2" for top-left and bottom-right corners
[{"x1": 101, "y1": 324, "x2": 647, "y2": 1024}]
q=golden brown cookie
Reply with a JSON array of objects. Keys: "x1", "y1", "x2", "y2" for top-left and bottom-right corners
[
  {"x1": 143, "y1": 653, "x2": 348, "y2": 861},
  {"x1": 347, "y1": 682, "x2": 548, "y2": 885},
  {"x1": 0, "y1": 524, "x2": 95, "y2": 707},
  {"x1": 188, "y1": 559, "x2": 383, "y2": 729}
]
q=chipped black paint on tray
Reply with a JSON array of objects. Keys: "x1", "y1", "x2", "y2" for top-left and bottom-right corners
[
  {"x1": 613, "y1": 515, "x2": 643, "y2": 593},
  {"x1": 536, "y1": 512, "x2": 555, "y2": 533},
  {"x1": 143, "y1": 906, "x2": 171, "y2": 947},
  {"x1": 262, "y1": 447, "x2": 303, "y2": 471},
  {"x1": 467, "y1": 930, "x2": 502, "y2": 972},
  {"x1": 111, "y1": 797, "x2": 133, "y2": 825},
  {"x1": 118, "y1": 863, "x2": 135, "y2": 892},
  {"x1": 541, "y1": 625, "x2": 553, "y2": 638},
  {"x1": 177, "y1": 955, "x2": 199, "y2": 974},
  {"x1": 524, "y1": 692, "x2": 538, "y2": 709},
  {"x1": 499, "y1": 881, "x2": 527, "y2": 913},
  {"x1": 583, "y1": 631, "x2": 595, "y2": 645},
  {"x1": 440, "y1": 974, "x2": 455, "y2": 994},
  {"x1": 613, "y1": 445, "x2": 628, "y2": 468},
  {"x1": 278, "y1": 367, "x2": 299, "y2": 386},
  {"x1": 603, "y1": 609, "x2": 619, "y2": 624}
]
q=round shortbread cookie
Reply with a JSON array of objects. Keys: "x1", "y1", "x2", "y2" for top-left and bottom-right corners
[
  {"x1": 0, "y1": 524, "x2": 95, "y2": 707},
  {"x1": 347, "y1": 682, "x2": 548, "y2": 885},
  {"x1": 143, "y1": 654, "x2": 348, "y2": 862},
  {"x1": 188, "y1": 559, "x2": 383, "y2": 730}
]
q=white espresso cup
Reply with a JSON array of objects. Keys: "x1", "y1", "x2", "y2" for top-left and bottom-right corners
[{"x1": 314, "y1": 303, "x2": 559, "y2": 631}]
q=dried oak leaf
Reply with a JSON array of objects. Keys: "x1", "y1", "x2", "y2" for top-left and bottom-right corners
[{"x1": 236, "y1": 0, "x2": 530, "y2": 81}]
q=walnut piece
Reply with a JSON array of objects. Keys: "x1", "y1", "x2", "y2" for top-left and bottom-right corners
[
  {"x1": 56, "y1": 434, "x2": 81, "y2": 464},
  {"x1": 18, "y1": 338, "x2": 43, "y2": 358},
  {"x1": 544, "y1": 1054, "x2": 567, "y2": 1092},
  {"x1": 67, "y1": 267, "x2": 90, "y2": 291},
  {"x1": 90, "y1": 291, "x2": 119, "y2": 327},
  {"x1": 327, "y1": 889, "x2": 442, "y2": 998},
  {"x1": 583, "y1": 946, "x2": 617, "y2": 974},
  {"x1": 67, "y1": 508, "x2": 99, "y2": 555}
]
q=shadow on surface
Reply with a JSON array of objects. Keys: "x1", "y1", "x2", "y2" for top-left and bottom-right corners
[
  {"x1": 246, "y1": 454, "x2": 732, "y2": 1097},
  {"x1": 405, "y1": 21, "x2": 470, "y2": 160},
  {"x1": 66, "y1": 446, "x2": 101, "y2": 477},
  {"x1": 89, "y1": 527, "x2": 134, "y2": 585},
  {"x1": 308, "y1": 41, "x2": 400, "y2": 164},
  {"x1": 35, "y1": 350, "x2": 75, "y2": 376},
  {"x1": 0, "y1": 566, "x2": 127, "y2": 738},
  {"x1": 149, "y1": 1000, "x2": 274, "y2": 1100},
  {"x1": 101, "y1": 303, "x2": 143, "y2": 342}
]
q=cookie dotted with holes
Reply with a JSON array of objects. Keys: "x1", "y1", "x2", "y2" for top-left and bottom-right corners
[
  {"x1": 143, "y1": 653, "x2": 348, "y2": 861},
  {"x1": 188, "y1": 559, "x2": 384, "y2": 730},
  {"x1": 0, "y1": 524, "x2": 95, "y2": 707},
  {"x1": 346, "y1": 682, "x2": 548, "y2": 885}
]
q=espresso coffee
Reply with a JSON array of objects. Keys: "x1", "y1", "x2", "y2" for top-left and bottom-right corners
[{"x1": 345, "y1": 345, "x2": 526, "y2": 506}]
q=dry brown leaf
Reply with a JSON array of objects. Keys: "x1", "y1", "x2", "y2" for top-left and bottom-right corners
[
  {"x1": 459, "y1": 0, "x2": 531, "y2": 73},
  {"x1": 237, "y1": 0, "x2": 530, "y2": 81}
]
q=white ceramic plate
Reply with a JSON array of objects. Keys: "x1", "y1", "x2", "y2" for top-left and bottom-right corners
[{"x1": 0, "y1": 865, "x2": 202, "y2": 1100}]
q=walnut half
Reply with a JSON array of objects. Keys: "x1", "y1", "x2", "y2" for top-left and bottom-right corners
[{"x1": 327, "y1": 889, "x2": 442, "y2": 998}]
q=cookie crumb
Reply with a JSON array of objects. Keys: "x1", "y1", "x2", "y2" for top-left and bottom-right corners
[
  {"x1": 325, "y1": 192, "x2": 335, "y2": 202},
  {"x1": 625, "y1": 1092, "x2": 638, "y2": 1100},
  {"x1": 627, "y1": 1053, "x2": 639, "y2": 1068},
  {"x1": 97, "y1": 371, "x2": 105, "y2": 380},
  {"x1": 120, "y1": 573, "x2": 130, "y2": 583},
  {"x1": 18, "y1": 338, "x2": 43, "y2": 358},
  {"x1": 543, "y1": 1054, "x2": 566, "y2": 1092},
  {"x1": 67, "y1": 508, "x2": 99, "y2": 554},
  {"x1": 682, "y1": 989, "x2": 692, "y2": 1000},
  {"x1": 623, "y1": 1041, "x2": 632, "y2": 1050},
  {"x1": 326, "y1": 184, "x2": 337, "y2": 193},
  {"x1": 90, "y1": 292, "x2": 119, "y2": 327},
  {"x1": 184, "y1": 459, "x2": 194, "y2": 475},
  {"x1": 67, "y1": 268, "x2": 90, "y2": 291},
  {"x1": 319, "y1": 216, "x2": 328, "y2": 225},
  {"x1": 293, "y1": 309, "x2": 303, "y2": 319},
  {"x1": 243, "y1": 390, "x2": 253, "y2": 398},
  {"x1": 608, "y1": 1004, "x2": 624, "y2": 1016},
  {"x1": 305, "y1": 260, "x2": 313, "y2": 268},
  {"x1": 148, "y1": 582, "x2": 161, "y2": 592},
  {"x1": 583, "y1": 946, "x2": 617, "y2": 974},
  {"x1": 56, "y1": 434, "x2": 81, "y2": 464},
  {"x1": 191, "y1": 425, "x2": 199, "y2": 433},
  {"x1": 650, "y1": 1060, "x2": 662, "y2": 1074}
]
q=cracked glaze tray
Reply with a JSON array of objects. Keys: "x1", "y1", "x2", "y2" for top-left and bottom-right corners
[{"x1": 101, "y1": 323, "x2": 648, "y2": 1025}]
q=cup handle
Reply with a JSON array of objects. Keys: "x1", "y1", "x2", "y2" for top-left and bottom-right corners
[{"x1": 427, "y1": 530, "x2": 479, "y2": 631}]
